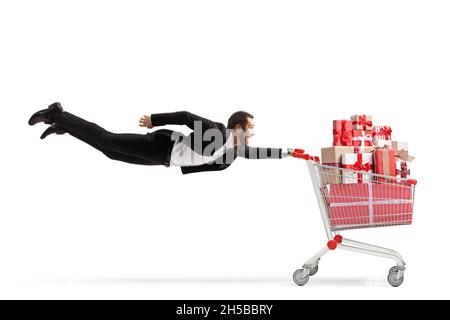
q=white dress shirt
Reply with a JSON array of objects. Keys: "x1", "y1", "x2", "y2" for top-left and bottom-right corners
[{"x1": 170, "y1": 131, "x2": 235, "y2": 167}]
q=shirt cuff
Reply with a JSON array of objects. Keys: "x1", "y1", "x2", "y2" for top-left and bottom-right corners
[{"x1": 281, "y1": 148, "x2": 292, "y2": 158}]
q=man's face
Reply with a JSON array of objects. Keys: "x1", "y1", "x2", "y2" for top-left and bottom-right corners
[
  {"x1": 244, "y1": 117, "x2": 255, "y2": 140},
  {"x1": 234, "y1": 117, "x2": 254, "y2": 145}
]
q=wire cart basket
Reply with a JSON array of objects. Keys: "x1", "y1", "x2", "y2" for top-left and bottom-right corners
[{"x1": 292, "y1": 151, "x2": 417, "y2": 287}]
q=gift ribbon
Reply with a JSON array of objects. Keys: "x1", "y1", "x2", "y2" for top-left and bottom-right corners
[
  {"x1": 382, "y1": 150, "x2": 392, "y2": 176},
  {"x1": 352, "y1": 115, "x2": 373, "y2": 129},
  {"x1": 333, "y1": 129, "x2": 353, "y2": 146},
  {"x1": 342, "y1": 153, "x2": 372, "y2": 183},
  {"x1": 396, "y1": 161, "x2": 410, "y2": 178}
]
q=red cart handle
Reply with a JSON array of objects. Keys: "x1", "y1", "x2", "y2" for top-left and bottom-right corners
[
  {"x1": 293, "y1": 152, "x2": 311, "y2": 160},
  {"x1": 292, "y1": 148, "x2": 305, "y2": 155},
  {"x1": 291, "y1": 149, "x2": 320, "y2": 161},
  {"x1": 290, "y1": 148, "x2": 320, "y2": 162}
]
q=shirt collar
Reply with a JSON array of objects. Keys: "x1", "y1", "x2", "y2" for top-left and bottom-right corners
[{"x1": 225, "y1": 131, "x2": 234, "y2": 148}]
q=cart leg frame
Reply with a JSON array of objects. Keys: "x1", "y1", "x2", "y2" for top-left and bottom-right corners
[
  {"x1": 293, "y1": 235, "x2": 406, "y2": 287},
  {"x1": 341, "y1": 238, "x2": 406, "y2": 268}
]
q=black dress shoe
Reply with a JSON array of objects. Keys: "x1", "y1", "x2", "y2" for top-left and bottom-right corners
[
  {"x1": 40, "y1": 124, "x2": 67, "y2": 139},
  {"x1": 28, "y1": 102, "x2": 64, "y2": 126}
]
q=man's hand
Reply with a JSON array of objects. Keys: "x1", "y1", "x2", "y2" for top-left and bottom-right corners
[
  {"x1": 139, "y1": 115, "x2": 154, "y2": 129},
  {"x1": 282, "y1": 148, "x2": 306, "y2": 158}
]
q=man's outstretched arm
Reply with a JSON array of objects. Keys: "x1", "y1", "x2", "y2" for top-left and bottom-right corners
[
  {"x1": 139, "y1": 111, "x2": 219, "y2": 131},
  {"x1": 235, "y1": 146, "x2": 295, "y2": 159}
]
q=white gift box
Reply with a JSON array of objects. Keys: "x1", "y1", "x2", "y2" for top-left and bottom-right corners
[
  {"x1": 341, "y1": 153, "x2": 374, "y2": 184},
  {"x1": 373, "y1": 126, "x2": 392, "y2": 148}
]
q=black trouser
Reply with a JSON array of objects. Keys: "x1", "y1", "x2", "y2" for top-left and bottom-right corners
[{"x1": 54, "y1": 111, "x2": 175, "y2": 166}]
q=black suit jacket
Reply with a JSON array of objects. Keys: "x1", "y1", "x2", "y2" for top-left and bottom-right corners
[{"x1": 150, "y1": 111, "x2": 283, "y2": 174}]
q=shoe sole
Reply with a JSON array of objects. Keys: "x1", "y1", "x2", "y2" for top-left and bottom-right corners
[{"x1": 28, "y1": 103, "x2": 63, "y2": 126}]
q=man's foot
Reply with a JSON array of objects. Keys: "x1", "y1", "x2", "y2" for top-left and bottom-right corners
[
  {"x1": 28, "y1": 102, "x2": 64, "y2": 126},
  {"x1": 40, "y1": 124, "x2": 67, "y2": 139}
]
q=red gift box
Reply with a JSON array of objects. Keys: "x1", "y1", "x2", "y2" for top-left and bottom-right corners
[
  {"x1": 374, "y1": 149, "x2": 396, "y2": 178},
  {"x1": 333, "y1": 120, "x2": 353, "y2": 146},
  {"x1": 328, "y1": 183, "x2": 413, "y2": 228},
  {"x1": 373, "y1": 125, "x2": 392, "y2": 140},
  {"x1": 351, "y1": 130, "x2": 373, "y2": 148}
]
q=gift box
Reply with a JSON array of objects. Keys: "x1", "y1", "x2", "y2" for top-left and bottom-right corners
[
  {"x1": 373, "y1": 148, "x2": 396, "y2": 178},
  {"x1": 328, "y1": 183, "x2": 413, "y2": 228},
  {"x1": 354, "y1": 146, "x2": 375, "y2": 154},
  {"x1": 396, "y1": 160, "x2": 411, "y2": 179},
  {"x1": 333, "y1": 120, "x2": 353, "y2": 146},
  {"x1": 375, "y1": 140, "x2": 392, "y2": 148},
  {"x1": 392, "y1": 141, "x2": 408, "y2": 153},
  {"x1": 341, "y1": 153, "x2": 374, "y2": 184},
  {"x1": 373, "y1": 126, "x2": 392, "y2": 148},
  {"x1": 351, "y1": 130, "x2": 373, "y2": 148},
  {"x1": 321, "y1": 146, "x2": 354, "y2": 184},
  {"x1": 392, "y1": 141, "x2": 415, "y2": 162},
  {"x1": 351, "y1": 114, "x2": 373, "y2": 130}
]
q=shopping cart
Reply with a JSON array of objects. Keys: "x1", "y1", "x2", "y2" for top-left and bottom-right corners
[{"x1": 291, "y1": 151, "x2": 417, "y2": 287}]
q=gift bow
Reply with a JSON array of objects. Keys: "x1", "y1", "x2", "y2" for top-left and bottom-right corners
[
  {"x1": 352, "y1": 115, "x2": 373, "y2": 129},
  {"x1": 378, "y1": 127, "x2": 392, "y2": 139},
  {"x1": 342, "y1": 154, "x2": 372, "y2": 183},
  {"x1": 351, "y1": 159, "x2": 372, "y2": 172},
  {"x1": 396, "y1": 161, "x2": 410, "y2": 178},
  {"x1": 333, "y1": 129, "x2": 353, "y2": 146}
]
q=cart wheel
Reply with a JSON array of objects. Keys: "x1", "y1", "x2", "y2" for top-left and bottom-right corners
[
  {"x1": 293, "y1": 269, "x2": 310, "y2": 286},
  {"x1": 387, "y1": 270, "x2": 404, "y2": 287},
  {"x1": 389, "y1": 266, "x2": 399, "y2": 274},
  {"x1": 309, "y1": 265, "x2": 319, "y2": 276}
]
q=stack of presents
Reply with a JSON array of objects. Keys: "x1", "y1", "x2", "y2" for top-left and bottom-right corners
[{"x1": 320, "y1": 114, "x2": 415, "y2": 229}]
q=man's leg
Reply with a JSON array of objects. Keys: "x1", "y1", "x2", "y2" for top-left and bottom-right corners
[
  {"x1": 102, "y1": 150, "x2": 155, "y2": 165},
  {"x1": 54, "y1": 111, "x2": 174, "y2": 165},
  {"x1": 54, "y1": 111, "x2": 110, "y2": 150},
  {"x1": 65, "y1": 128, "x2": 155, "y2": 165}
]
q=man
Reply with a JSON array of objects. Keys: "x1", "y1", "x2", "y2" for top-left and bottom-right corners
[{"x1": 28, "y1": 102, "x2": 302, "y2": 174}]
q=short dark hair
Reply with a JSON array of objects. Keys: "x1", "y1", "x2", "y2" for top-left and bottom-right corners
[{"x1": 227, "y1": 111, "x2": 254, "y2": 129}]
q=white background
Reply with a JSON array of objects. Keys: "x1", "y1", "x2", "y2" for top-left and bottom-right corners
[{"x1": 0, "y1": 0, "x2": 448, "y2": 299}]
